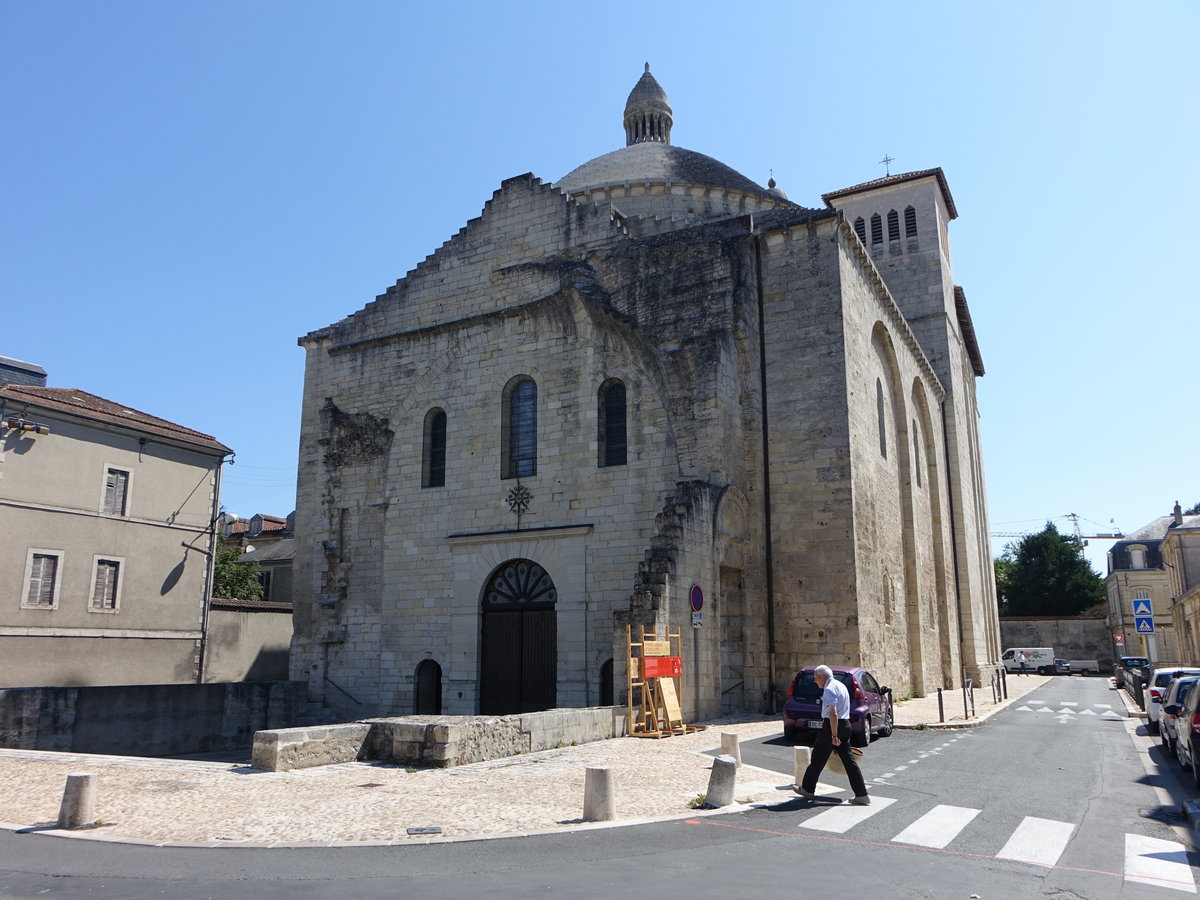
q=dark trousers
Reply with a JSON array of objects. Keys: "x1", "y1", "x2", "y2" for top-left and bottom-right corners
[{"x1": 802, "y1": 719, "x2": 868, "y2": 798}]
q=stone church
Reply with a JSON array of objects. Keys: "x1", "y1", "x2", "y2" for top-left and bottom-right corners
[{"x1": 291, "y1": 66, "x2": 1000, "y2": 722}]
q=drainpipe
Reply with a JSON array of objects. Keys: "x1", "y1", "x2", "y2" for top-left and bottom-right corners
[
  {"x1": 753, "y1": 232, "x2": 778, "y2": 712},
  {"x1": 195, "y1": 455, "x2": 226, "y2": 683}
]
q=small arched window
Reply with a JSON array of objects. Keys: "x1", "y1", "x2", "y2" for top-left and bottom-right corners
[
  {"x1": 904, "y1": 205, "x2": 917, "y2": 237},
  {"x1": 853, "y1": 217, "x2": 867, "y2": 244},
  {"x1": 502, "y1": 376, "x2": 537, "y2": 479},
  {"x1": 876, "y1": 378, "x2": 887, "y2": 458},
  {"x1": 598, "y1": 379, "x2": 627, "y2": 468},
  {"x1": 422, "y1": 408, "x2": 447, "y2": 488},
  {"x1": 870, "y1": 213, "x2": 883, "y2": 244},
  {"x1": 887, "y1": 209, "x2": 899, "y2": 242}
]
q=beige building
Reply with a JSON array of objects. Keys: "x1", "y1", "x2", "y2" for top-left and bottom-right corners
[
  {"x1": 1155, "y1": 503, "x2": 1200, "y2": 664},
  {"x1": 291, "y1": 67, "x2": 1000, "y2": 721},
  {"x1": 1105, "y1": 510, "x2": 1186, "y2": 663},
  {"x1": 0, "y1": 356, "x2": 232, "y2": 687}
]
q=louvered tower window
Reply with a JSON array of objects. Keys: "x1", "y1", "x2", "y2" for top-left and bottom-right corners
[
  {"x1": 854, "y1": 217, "x2": 867, "y2": 243},
  {"x1": 870, "y1": 213, "x2": 883, "y2": 244},
  {"x1": 905, "y1": 205, "x2": 917, "y2": 237},
  {"x1": 887, "y1": 209, "x2": 899, "y2": 241}
]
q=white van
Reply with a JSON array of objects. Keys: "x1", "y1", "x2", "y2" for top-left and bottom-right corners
[{"x1": 1001, "y1": 647, "x2": 1055, "y2": 675}]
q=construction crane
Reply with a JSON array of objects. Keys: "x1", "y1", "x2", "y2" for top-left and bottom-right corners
[{"x1": 991, "y1": 513, "x2": 1124, "y2": 553}]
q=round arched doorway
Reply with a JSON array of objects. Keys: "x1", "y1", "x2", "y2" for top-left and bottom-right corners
[{"x1": 479, "y1": 559, "x2": 557, "y2": 715}]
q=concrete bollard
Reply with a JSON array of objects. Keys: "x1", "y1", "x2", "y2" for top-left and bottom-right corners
[
  {"x1": 582, "y1": 767, "x2": 615, "y2": 821},
  {"x1": 57, "y1": 773, "x2": 96, "y2": 829},
  {"x1": 794, "y1": 746, "x2": 812, "y2": 786},
  {"x1": 705, "y1": 754, "x2": 737, "y2": 808},
  {"x1": 720, "y1": 732, "x2": 742, "y2": 767}
]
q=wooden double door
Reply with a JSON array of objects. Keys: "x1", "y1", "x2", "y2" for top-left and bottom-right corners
[{"x1": 479, "y1": 559, "x2": 557, "y2": 715}]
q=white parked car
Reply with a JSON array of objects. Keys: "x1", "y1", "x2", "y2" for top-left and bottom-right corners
[{"x1": 1146, "y1": 667, "x2": 1200, "y2": 734}]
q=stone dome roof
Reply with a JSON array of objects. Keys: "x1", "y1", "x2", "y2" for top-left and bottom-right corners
[{"x1": 557, "y1": 141, "x2": 768, "y2": 197}]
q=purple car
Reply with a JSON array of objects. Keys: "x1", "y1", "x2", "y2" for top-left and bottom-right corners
[{"x1": 782, "y1": 665, "x2": 895, "y2": 747}]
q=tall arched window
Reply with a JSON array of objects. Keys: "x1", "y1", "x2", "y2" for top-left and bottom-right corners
[
  {"x1": 853, "y1": 217, "x2": 867, "y2": 244},
  {"x1": 598, "y1": 379, "x2": 627, "y2": 467},
  {"x1": 876, "y1": 378, "x2": 887, "y2": 458},
  {"x1": 502, "y1": 376, "x2": 537, "y2": 479},
  {"x1": 870, "y1": 213, "x2": 883, "y2": 244},
  {"x1": 887, "y1": 209, "x2": 899, "y2": 241},
  {"x1": 422, "y1": 407, "x2": 446, "y2": 488},
  {"x1": 904, "y1": 205, "x2": 917, "y2": 237}
]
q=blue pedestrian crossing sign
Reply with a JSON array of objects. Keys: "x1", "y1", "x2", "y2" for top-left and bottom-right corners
[
  {"x1": 1132, "y1": 599, "x2": 1153, "y2": 616},
  {"x1": 1135, "y1": 615, "x2": 1155, "y2": 634}
]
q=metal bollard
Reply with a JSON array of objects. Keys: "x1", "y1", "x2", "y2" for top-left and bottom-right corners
[
  {"x1": 57, "y1": 773, "x2": 96, "y2": 829},
  {"x1": 583, "y1": 767, "x2": 615, "y2": 821},
  {"x1": 705, "y1": 754, "x2": 737, "y2": 808},
  {"x1": 720, "y1": 732, "x2": 742, "y2": 767},
  {"x1": 793, "y1": 745, "x2": 812, "y2": 786}
]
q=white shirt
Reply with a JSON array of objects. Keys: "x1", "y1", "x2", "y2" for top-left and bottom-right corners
[{"x1": 822, "y1": 676, "x2": 851, "y2": 721}]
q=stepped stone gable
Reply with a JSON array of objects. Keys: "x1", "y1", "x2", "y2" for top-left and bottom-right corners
[{"x1": 291, "y1": 66, "x2": 999, "y2": 723}]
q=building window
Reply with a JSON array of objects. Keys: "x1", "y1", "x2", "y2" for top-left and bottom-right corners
[
  {"x1": 870, "y1": 213, "x2": 883, "y2": 244},
  {"x1": 502, "y1": 376, "x2": 537, "y2": 479},
  {"x1": 90, "y1": 558, "x2": 122, "y2": 611},
  {"x1": 876, "y1": 378, "x2": 887, "y2": 458},
  {"x1": 103, "y1": 467, "x2": 130, "y2": 516},
  {"x1": 853, "y1": 217, "x2": 866, "y2": 244},
  {"x1": 23, "y1": 550, "x2": 61, "y2": 609},
  {"x1": 904, "y1": 205, "x2": 917, "y2": 237},
  {"x1": 598, "y1": 379, "x2": 627, "y2": 468},
  {"x1": 887, "y1": 209, "x2": 899, "y2": 242},
  {"x1": 422, "y1": 407, "x2": 447, "y2": 488},
  {"x1": 258, "y1": 569, "x2": 273, "y2": 603},
  {"x1": 912, "y1": 422, "x2": 922, "y2": 487},
  {"x1": 1128, "y1": 546, "x2": 1147, "y2": 569},
  {"x1": 1134, "y1": 588, "x2": 1150, "y2": 600}
]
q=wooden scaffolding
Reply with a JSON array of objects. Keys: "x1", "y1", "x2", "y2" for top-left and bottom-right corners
[{"x1": 626, "y1": 624, "x2": 704, "y2": 738}]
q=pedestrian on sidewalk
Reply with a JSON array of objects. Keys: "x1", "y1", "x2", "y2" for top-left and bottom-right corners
[
  {"x1": 794, "y1": 665, "x2": 870, "y2": 805},
  {"x1": 1018, "y1": 651, "x2": 1029, "y2": 676}
]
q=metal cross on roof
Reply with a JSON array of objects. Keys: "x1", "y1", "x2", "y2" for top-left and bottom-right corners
[{"x1": 879, "y1": 154, "x2": 895, "y2": 176}]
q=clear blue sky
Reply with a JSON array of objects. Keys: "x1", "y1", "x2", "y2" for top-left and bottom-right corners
[{"x1": 5, "y1": 2, "x2": 1196, "y2": 576}]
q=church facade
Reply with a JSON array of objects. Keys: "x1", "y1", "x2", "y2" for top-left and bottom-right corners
[{"x1": 291, "y1": 67, "x2": 1000, "y2": 721}]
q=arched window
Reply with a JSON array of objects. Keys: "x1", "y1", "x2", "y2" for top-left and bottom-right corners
[
  {"x1": 502, "y1": 376, "x2": 537, "y2": 479},
  {"x1": 854, "y1": 217, "x2": 867, "y2": 244},
  {"x1": 887, "y1": 209, "x2": 899, "y2": 242},
  {"x1": 422, "y1": 408, "x2": 446, "y2": 488},
  {"x1": 1128, "y1": 546, "x2": 1147, "y2": 570},
  {"x1": 870, "y1": 213, "x2": 883, "y2": 244},
  {"x1": 876, "y1": 378, "x2": 887, "y2": 458},
  {"x1": 904, "y1": 205, "x2": 917, "y2": 237},
  {"x1": 598, "y1": 379, "x2": 627, "y2": 467}
]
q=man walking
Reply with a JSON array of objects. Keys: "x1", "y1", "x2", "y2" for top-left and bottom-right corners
[
  {"x1": 794, "y1": 665, "x2": 870, "y2": 805},
  {"x1": 1018, "y1": 651, "x2": 1029, "y2": 676}
]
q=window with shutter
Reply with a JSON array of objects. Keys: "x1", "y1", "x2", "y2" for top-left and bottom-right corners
[
  {"x1": 904, "y1": 205, "x2": 917, "y2": 237},
  {"x1": 92, "y1": 559, "x2": 120, "y2": 610},
  {"x1": 24, "y1": 552, "x2": 60, "y2": 608},
  {"x1": 887, "y1": 209, "x2": 899, "y2": 242},
  {"x1": 854, "y1": 217, "x2": 866, "y2": 244},
  {"x1": 598, "y1": 379, "x2": 627, "y2": 468},
  {"x1": 870, "y1": 213, "x2": 883, "y2": 244},
  {"x1": 103, "y1": 468, "x2": 129, "y2": 515}
]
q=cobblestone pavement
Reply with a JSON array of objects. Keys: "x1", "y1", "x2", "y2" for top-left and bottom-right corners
[{"x1": 0, "y1": 675, "x2": 1092, "y2": 847}]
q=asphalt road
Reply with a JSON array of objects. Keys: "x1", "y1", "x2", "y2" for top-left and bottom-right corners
[{"x1": 1, "y1": 678, "x2": 1196, "y2": 899}]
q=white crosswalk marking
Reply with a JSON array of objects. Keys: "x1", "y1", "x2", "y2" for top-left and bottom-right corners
[
  {"x1": 800, "y1": 796, "x2": 896, "y2": 833},
  {"x1": 891, "y1": 804, "x2": 979, "y2": 848},
  {"x1": 1125, "y1": 833, "x2": 1197, "y2": 893},
  {"x1": 995, "y1": 816, "x2": 1074, "y2": 867},
  {"x1": 1061, "y1": 701, "x2": 1078, "y2": 706}
]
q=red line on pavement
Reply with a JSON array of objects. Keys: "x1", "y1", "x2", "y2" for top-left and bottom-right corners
[{"x1": 684, "y1": 818, "x2": 1196, "y2": 889}]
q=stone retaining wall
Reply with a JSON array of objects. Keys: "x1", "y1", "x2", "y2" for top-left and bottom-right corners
[{"x1": 250, "y1": 706, "x2": 628, "y2": 771}]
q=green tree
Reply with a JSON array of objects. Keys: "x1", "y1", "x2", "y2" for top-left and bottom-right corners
[
  {"x1": 998, "y1": 522, "x2": 1105, "y2": 617},
  {"x1": 1184, "y1": 501, "x2": 1200, "y2": 516},
  {"x1": 212, "y1": 546, "x2": 263, "y2": 601}
]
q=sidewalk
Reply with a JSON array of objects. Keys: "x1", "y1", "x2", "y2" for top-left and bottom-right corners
[{"x1": 0, "y1": 675, "x2": 1058, "y2": 847}]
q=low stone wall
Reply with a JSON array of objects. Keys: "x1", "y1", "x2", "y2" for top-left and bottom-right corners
[
  {"x1": 250, "y1": 706, "x2": 628, "y2": 772},
  {"x1": 0, "y1": 681, "x2": 307, "y2": 757}
]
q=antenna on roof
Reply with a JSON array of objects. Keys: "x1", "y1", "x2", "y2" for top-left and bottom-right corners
[{"x1": 879, "y1": 154, "x2": 895, "y2": 176}]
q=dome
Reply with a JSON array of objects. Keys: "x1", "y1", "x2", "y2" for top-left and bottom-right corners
[{"x1": 557, "y1": 142, "x2": 768, "y2": 197}]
